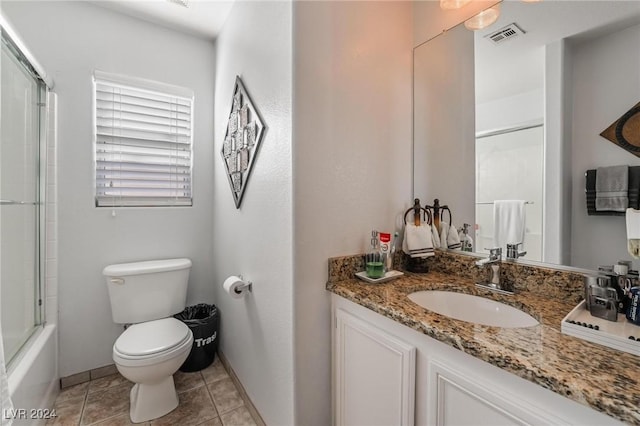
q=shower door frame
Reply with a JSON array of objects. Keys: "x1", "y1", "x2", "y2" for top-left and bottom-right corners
[{"x1": 1, "y1": 26, "x2": 48, "y2": 366}]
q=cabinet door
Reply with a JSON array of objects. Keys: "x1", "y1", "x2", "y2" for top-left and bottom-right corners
[
  {"x1": 334, "y1": 308, "x2": 416, "y2": 426},
  {"x1": 428, "y1": 360, "x2": 567, "y2": 426}
]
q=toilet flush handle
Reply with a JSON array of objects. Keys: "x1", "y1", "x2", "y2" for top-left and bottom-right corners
[{"x1": 110, "y1": 277, "x2": 125, "y2": 285}]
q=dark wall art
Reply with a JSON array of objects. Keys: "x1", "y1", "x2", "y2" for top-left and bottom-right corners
[{"x1": 600, "y1": 101, "x2": 640, "y2": 157}]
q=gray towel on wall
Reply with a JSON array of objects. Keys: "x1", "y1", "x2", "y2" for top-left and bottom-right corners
[
  {"x1": 585, "y1": 167, "x2": 640, "y2": 215},
  {"x1": 596, "y1": 165, "x2": 629, "y2": 212}
]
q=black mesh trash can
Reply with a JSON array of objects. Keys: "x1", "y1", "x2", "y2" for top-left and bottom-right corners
[{"x1": 174, "y1": 303, "x2": 219, "y2": 372}]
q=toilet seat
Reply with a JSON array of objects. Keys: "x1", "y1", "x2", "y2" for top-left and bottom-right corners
[{"x1": 113, "y1": 317, "x2": 193, "y2": 367}]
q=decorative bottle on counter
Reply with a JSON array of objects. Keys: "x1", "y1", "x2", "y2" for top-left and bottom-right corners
[
  {"x1": 460, "y1": 223, "x2": 474, "y2": 252},
  {"x1": 365, "y1": 231, "x2": 385, "y2": 279}
]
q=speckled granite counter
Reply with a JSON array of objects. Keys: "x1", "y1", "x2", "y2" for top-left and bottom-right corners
[{"x1": 326, "y1": 252, "x2": 640, "y2": 425}]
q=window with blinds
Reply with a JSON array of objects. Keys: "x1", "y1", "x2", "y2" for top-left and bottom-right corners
[{"x1": 94, "y1": 71, "x2": 194, "y2": 207}]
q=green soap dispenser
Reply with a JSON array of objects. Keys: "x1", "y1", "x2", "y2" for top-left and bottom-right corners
[{"x1": 365, "y1": 230, "x2": 385, "y2": 279}]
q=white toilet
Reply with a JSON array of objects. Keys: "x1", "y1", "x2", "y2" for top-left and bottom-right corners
[{"x1": 103, "y1": 258, "x2": 194, "y2": 423}]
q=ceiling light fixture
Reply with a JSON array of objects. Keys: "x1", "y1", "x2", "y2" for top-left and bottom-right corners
[
  {"x1": 440, "y1": 0, "x2": 472, "y2": 10},
  {"x1": 464, "y1": 4, "x2": 501, "y2": 31}
]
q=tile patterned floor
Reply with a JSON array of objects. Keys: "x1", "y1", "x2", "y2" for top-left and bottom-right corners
[{"x1": 47, "y1": 358, "x2": 258, "y2": 426}]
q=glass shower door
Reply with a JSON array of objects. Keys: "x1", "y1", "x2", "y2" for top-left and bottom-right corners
[{"x1": 0, "y1": 39, "x2": 44, "y2": 364}]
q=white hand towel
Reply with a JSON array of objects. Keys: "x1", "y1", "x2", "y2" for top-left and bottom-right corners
[
  {"x1": 402, "y1": 224, "x2": 434, "y2": 258},
  {"x1": 431, "y1": 224, "x2": 441, "y2": 249},
  {"x1": 439, "y1": 222, "x2": 448, "y2": 248},
  {"x1": 447, "y1": 223, "x2": 462, "y2": 250},
  {"x1": 626, "y1": 208, "x2": 640, "y2": 258},
  {"x1": 493, "y1": 200, "x2": 526, "y2": 251}
]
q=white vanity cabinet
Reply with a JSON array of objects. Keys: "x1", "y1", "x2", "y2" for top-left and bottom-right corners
[
  {"x1": 333, "y1": 307, "x2": 416, "y2": 426},
  {"x1": 331, "y1": 294, "x2": 622, "y2": 426},
  {"x1": 426, "y1": 360, "x2": 561, "y2": 425}
]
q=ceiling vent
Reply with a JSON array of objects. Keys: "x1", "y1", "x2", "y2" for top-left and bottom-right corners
[{"x1": 485, "y1": 23, "x2": 526, "y2": 45}]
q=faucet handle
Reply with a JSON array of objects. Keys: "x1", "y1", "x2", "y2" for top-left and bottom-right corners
[
  {"x1": 506, "y1": 242, "x2": 527, "y2": 260},
  {"x1": 485, "y1": 247, "x2": 502, "y2": 260}
]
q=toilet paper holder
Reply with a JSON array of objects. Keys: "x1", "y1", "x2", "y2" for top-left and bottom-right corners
[{"x1": 234, "y1": 275, "x2": 253, "y2": 294}]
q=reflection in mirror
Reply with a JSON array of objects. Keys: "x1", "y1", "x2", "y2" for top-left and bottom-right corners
[{"x1": 413, "y1": 0, "x2": 640, "y2": 270}]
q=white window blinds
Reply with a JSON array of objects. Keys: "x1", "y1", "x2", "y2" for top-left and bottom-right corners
[{"x1": 94, "y1": 72, "x2": 194, "y2": 207}]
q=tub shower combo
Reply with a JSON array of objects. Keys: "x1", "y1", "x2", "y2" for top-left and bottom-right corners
[{"x1": 1, "y1": 13, "x2": 58, "y2": 421}]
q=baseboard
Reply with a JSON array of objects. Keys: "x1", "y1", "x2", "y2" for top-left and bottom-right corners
[
  {"x1": 218, "y1": 351, "x2": 267, "y2": 426},
  {"x1": 60, "y1": 364, "x2": 118, "y2": 388}
]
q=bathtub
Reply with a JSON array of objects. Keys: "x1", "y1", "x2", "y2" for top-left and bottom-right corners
[{"x1": 6, "y1": 324, "x2": 59, "y2": 425}]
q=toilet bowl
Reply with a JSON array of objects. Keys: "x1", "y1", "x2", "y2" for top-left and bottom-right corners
[
  {"x1": 113, "y1": 318, "x2": 194, "y2": 423},
  {"x1": 103, "y1": 258, "x2": 193, "y2": 423}
]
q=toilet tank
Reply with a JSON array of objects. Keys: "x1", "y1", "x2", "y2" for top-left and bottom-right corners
[{"x1": 103, "y1": 258, "x2": 191, "y2": 324}]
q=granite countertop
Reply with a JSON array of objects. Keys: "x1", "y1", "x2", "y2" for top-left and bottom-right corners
[{"x1": 327, "y1": 268, "x2": 640, "y2": 425}]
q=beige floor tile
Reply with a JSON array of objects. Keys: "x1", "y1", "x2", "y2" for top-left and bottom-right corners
[
  {"x1": 87, "y1": 373, "x2": 130, "y2": 394},
  {"x1": 81, "y1": 382, "x2": 132, "y2": 425},
  {"x1": 55, "y1": 355, "x2": 257, "y2": 426},
  {"x1": 150, "y1": 386, "x2": 218, "y2": 426},
  {"x1": 196, "y1": 417, "x2": 223, "y2": 426},
  {"x1": 220, "y1": 406, "x2": 256, "y2": 426},
  {"x1": 201, "y1": 358, "x2": 228, "y2": 385},
  {"x1": 208, "y1": 378, "x2": 243, "y2": 416},
  {"x1": 56, "y1": 381, "x2": 89, "y2": 403},
  {"x1": 89, "y1": 412, "x2": 149, "y2": 426},
  {"x1": 46, "y1": 395, "x2": 85, "y2": 426},
  {"x1": 174, "y1": 370, "x2": 205, "y2": 393}
]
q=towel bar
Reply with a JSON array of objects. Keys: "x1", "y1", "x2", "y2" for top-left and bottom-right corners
[
  {"x1": 403, "y1": 198, "x2": 454, "y2": 227},
  {"x1": 476, "y1": 201, "x2": 533, "y2": 205},
  {"x1": 403, "y1": 199, "x2": 432, "y2": 226}
]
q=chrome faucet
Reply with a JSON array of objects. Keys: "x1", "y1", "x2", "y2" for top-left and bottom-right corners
[
  {"x1": 475, "y1": 247, "x2": 502, "y2": 266},
  {"x1": 506, "y1": 242, "x2": 527, "y2": 260},
  {"x1": 475, "y1": 248, "x2": 513, "y2": 294}
]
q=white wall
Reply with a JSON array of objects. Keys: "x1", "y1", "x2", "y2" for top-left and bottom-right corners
[
  {"x1": 212, "y1": 2, "x2": 294, "y2": 425},
  {"x1": 571, "y1": 23, "x2": 640, "y2": 270},
  {"x1": 2, "y1": 1, "x2": 216, "y2": 377},
  {"x1": 45, "y1": 93, "x2": 59, "y2": 328},
  {"x1": 543, "y1": 40, "x2": 573, "y2": 265},
  {"x1": 293, "y1": 2, "x2": 413, "y2": 424},
  {"x1": 476, "y1": 89, "x2": 543, "y2": 133}
]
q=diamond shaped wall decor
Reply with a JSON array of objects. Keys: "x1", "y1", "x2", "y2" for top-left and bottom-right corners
[
  {"x1": 221, "y1": 76, "x2": 267, "y2": 208},
  {"x1": 600, "y1": 101, "x2": 640, "y2": 157}
]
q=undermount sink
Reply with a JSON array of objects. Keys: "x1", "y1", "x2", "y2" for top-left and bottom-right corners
[{"x1": 407, "y1": 291, "x2": 539, "y2": 328}]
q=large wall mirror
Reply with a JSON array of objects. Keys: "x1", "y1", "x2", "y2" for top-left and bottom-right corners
[{"x1": 414, "y1": 0, "x2": 640, "y2": 270}]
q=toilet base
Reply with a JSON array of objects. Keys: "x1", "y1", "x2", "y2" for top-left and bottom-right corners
[{"x1": 129, "y1": 376, "x2": 179, "y2": 423}]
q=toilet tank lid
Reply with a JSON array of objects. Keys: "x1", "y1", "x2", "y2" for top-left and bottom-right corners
[{"x1": 103, "y1": 258, "x2": 192, "y2": 277}]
